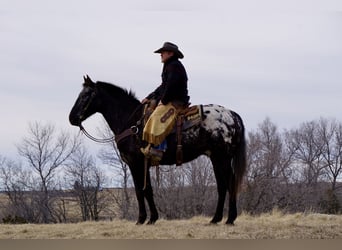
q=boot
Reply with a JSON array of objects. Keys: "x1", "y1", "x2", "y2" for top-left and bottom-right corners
[
  {"x1": 140, "y1": 144, "x2": 163, "y2": 165},
  {"x1": 140, "y1": 144, "x2": 151, "y2": 157},
  {"x1": 149, "y1": 148, "x2": 163, "y2": 166},
  {"x1": 149, "y1": 147, "x2": 163, "y2": 161}
]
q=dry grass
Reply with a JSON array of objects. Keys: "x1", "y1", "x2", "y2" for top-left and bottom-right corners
[{"x1": 0, "y1": 210, "x2": 341, "y2": 239}]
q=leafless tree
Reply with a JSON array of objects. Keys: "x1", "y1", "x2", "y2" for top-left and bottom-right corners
[
  {"x1": 314, "y1": 118, "x2": 342, "y2": 213},
  {"x1": 316, "y1": 118, "x2": 342, "y2": 191},
  {"x1": 65, "y1": 146, "x2": 108, "y2": 221},
  {"x1": 16, "y1": 122, "x2": 81, "y2": 223},
  {"x1": 97, "y1": 122, "x2": 133, "y2": 219},
  {"x1": 286, "y1": 120, "x2": 327, "y2": 185},
  {"x1": 0, "y1": 158, "x2": 39, "y2": 222},
  {"x1": 243, "y1": 118, "x2": 293, "y2": 213},
  {"x1": 182, "y1": 156, "x2": 216, "y2": 215},
  {"x1": 284, "y1": 119, "x2": 330, "y2": 210},
  {"x1": 152, "y1": 156, "x2": 217, "y2": 219},
  {"x1": 282, "y1": 118, "x2": 342, "y2": 213}
]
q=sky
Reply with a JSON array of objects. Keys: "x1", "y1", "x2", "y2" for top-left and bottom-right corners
[{"x1": 1, "y1": 0, "x2": 342, "y2": 158}]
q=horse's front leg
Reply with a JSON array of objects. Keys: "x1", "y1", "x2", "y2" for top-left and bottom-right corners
[
  {"x1": 131, "y1": 162, "x2": 158, "y2": 225},
  {"x1": 130, "y1": 163, "x2": 148, "y2": 224},
  {"x1": 143, "y1": 172, "x2": 159, "y2": 224},
  {"x1": 134, "y1": 188, "x2": 147, "y2": 225}
]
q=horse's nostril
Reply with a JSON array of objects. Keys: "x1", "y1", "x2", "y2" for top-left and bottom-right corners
[{"x1": 69, "y1": 113, "x2": 80, "y2": 126}]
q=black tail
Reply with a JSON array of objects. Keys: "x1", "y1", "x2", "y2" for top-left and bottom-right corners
[{"x1": 232, "y1": 112, "x2": 246, "y2": 194}]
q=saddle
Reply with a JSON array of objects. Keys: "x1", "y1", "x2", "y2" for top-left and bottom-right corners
[{"x1": 143, "y1": 103, "x2": 203, "y2": 166}]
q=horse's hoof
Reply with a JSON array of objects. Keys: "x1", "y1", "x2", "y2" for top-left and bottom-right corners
[
  {"x1": 210, "y1": 216, "x2": 222, "y2": 224},
  {"x1": 225, "y1": 220, "x2": 235, "y2": 226},
  {"x1": 147, "y1": 220, "x2": 156, "y2": 225},
  {"x1": 136, "y1": 217, "x2": 147, "y2": 225}
]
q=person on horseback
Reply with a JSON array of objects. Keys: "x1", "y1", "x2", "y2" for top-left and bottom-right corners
[{"x1": 141, "y1": 42, "x2": 190, "y2": 162}]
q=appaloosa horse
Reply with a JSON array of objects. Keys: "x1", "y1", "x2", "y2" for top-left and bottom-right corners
[{"x1": 69, "y1": 75, "x2": 246, "y2": 225}]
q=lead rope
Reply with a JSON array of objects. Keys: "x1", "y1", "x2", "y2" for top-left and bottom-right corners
[
  {"x1": 143, "y1": 157, "x2": 149, "y2": 190},
  {"x1": 156, "y1": 166, "x2": 160, "y2": 188},
  {"x1": 143, "y1": 158, "x2": 161, "y2": 190}
]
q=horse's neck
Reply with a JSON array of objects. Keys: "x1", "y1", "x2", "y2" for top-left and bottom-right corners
[{"x1": 100, "y1": 95, "x2": 141, "y2": 135}]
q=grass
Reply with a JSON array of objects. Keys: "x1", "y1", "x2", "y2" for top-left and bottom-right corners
[{"x1": 0, "y1": 211, "x2": 341, "y2": 239}]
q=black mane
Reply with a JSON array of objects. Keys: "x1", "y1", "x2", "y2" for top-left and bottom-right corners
[{"x1": 96, "y1": 81, "x2": 139, "y2": 102}]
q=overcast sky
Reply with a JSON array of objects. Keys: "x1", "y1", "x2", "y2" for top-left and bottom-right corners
[{"x1": 1, "y1": 0, "x2": 342, "y2": 158}]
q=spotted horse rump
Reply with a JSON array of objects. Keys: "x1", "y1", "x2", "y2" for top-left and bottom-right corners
[
  {"x1": 179, "y1": 104, "x2": 243, "y2": 153},
  {"x1": 201, "y1": 104, "x2": 239, "y2": 143}
]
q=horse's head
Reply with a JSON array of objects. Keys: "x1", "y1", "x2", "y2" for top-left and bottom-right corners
[{"x1": 69, "y1": 75, "x2": 98, "y2": 127}]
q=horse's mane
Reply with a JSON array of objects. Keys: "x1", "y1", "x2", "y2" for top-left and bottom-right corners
[{"x1": 96, "y1": 81, "x2": 138, "y2": 102}]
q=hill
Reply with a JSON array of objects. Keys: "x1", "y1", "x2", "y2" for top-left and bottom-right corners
[{"x1": 0, "y1": 210, "x2": 341, "y2": 239}]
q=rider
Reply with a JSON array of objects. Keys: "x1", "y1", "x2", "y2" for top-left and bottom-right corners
[{"x1": 141, "y1": 42, "x2": 190, "y2": 161}]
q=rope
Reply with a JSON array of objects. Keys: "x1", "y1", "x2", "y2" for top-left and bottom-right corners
[{"x1": 80, "y1": 124, "x2": 115, "y2": 143}]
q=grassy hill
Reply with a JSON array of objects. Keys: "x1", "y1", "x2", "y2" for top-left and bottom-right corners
[{"x1": 1, "y1": 210, "x2": 341, "y2": 239}]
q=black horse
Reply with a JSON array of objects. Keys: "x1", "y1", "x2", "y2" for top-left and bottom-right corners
[{"x1": 69, "y1": 75, "x2": 246, "y2": 225}]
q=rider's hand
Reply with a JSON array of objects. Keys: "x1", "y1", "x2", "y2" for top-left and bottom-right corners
[{"x1": 141, "y1": 98, "x2": 149, "y2": 104}]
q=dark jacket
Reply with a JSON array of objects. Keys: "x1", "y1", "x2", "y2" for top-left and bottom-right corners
[{"x1": 146, "y1": 56, "x2": 189, "y2": 105}]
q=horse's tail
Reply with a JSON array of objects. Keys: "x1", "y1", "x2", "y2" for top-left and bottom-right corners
[{"x1": 232, "y1": 112, "x2": 247, "y2": 195}]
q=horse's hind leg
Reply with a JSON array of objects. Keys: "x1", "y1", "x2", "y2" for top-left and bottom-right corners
[
  {"x1": 226, "y1": 161, "x2": 237, "y2": 225},
  {"x1": 227, "y1": 195, "x2": 237, "y2": 225},
  {"x1": 210, "y1": 156, "x2": 227, "y2": 224}
]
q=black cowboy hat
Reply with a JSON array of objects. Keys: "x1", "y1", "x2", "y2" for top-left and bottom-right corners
[{"x1": 154, "y1": 42, "x2": 184, "y2": 59}]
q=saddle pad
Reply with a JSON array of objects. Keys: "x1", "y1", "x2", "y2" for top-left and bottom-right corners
[{"x1": 182, "y1": 105, "x2": 203, "y2": 130}]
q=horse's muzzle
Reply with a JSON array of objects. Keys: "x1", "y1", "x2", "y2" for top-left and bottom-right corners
[{"x1": 69, "y1": 113, "x2": 81, "y2": 127}]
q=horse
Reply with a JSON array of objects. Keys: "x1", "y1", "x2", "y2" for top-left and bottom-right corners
[{"x1": 69, "y1": 75, "x2": 246, "y2": 225}]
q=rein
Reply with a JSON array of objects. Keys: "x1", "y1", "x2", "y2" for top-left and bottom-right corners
[
  {"x1": 79, "y1": 100, "x2": 145, "y2": 144},
  {"x1": 80, "y1": 124, "x2": 116, "y2": 143}
]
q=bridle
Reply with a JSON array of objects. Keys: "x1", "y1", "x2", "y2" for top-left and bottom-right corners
[{"x1": 78, "y1": 85, "x2": 143, "y2": 144}]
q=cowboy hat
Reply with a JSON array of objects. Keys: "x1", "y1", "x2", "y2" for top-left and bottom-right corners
[{"x1": 154, "y1": 42, "x2": 184, "y2": 59}]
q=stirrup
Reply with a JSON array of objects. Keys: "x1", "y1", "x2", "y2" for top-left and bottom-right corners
[{"x1": 140, "y1": 146, "x2": 163, "y2": 160}]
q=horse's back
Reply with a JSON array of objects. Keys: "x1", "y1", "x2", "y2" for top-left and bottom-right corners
[{"x1": 200, "y1": 104, "x2": 243, "y2": 144}]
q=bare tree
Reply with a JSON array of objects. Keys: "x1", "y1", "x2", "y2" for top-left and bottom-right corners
[
  {"x1": 97, "y1": 123, "x2": 133, "y2": 219},
  {"x1": 285, "y1": 120, "x2": 330, "y2": 211},
  {"x1": 152, "y1": 165, "x2": 188, "y2": 219},
  {"x1": 243, "y1": 118, "x2": 293, "y2": 213},
  {"x1": 66, "y1": 146, "x2": 108, "y2": 221},
  {"x1": 287, "y1": 120, "x2": 326, "y2": 185},
  {"x1": 16, "y1": 122, "x2": 81, "y2": 223},
  {"x1": 182, "y1": 156, "x2": 216, "y2": 215},
  {"x1": 152, "y1": 156, "x2": 217, "y2": 219},
  {"x1": 316, "y1": 118, "x2": 342, "y2": 191},
  {"x1": 315, "y1": 118, "x2": 342, "y2": 213},
  {"x1": 0, "y1": 158, "x2": 39, "y2": 222}
]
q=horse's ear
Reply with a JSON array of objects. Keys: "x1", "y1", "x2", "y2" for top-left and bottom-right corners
[{"x1": 83, "y1": 75, "x2": 95, "y2": 87}]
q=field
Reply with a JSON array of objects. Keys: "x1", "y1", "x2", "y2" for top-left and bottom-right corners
[{"x1": 0, "y1": 210, "x2": 341, "y2": 239}]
